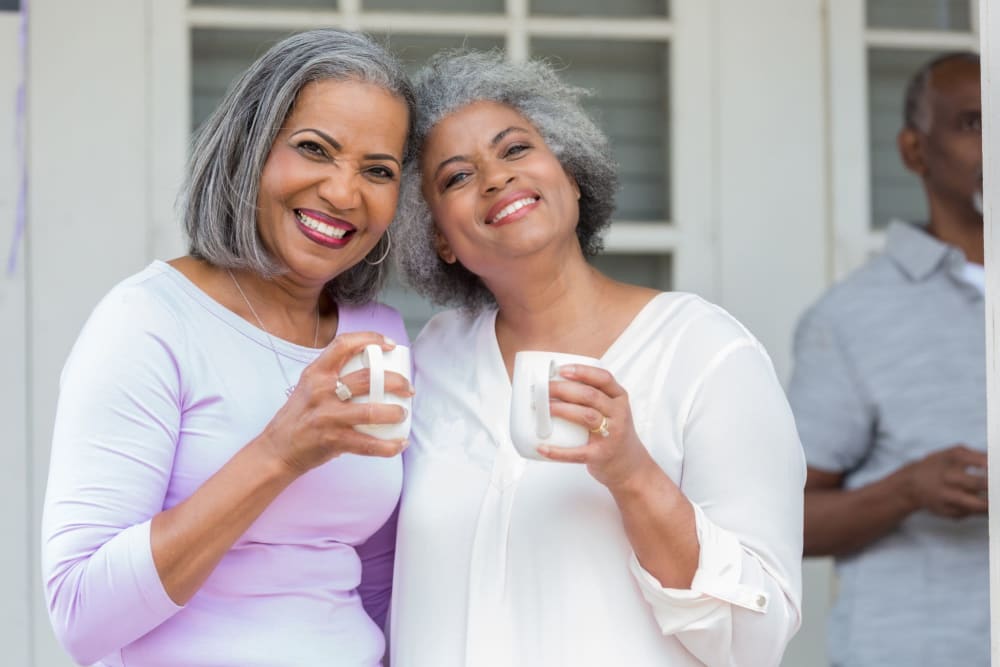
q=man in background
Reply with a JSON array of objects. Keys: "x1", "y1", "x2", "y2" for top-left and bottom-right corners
[{"x1": 789, "y1": 51, "x2": 987, "y2": 667}]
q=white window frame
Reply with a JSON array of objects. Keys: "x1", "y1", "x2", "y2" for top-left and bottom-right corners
[
  {"x1": 827, "y1": 0, "x2": 979, "y2": 279},
  {"x1": 150, "y1": 0, "x2": 717, "y2": 297}
]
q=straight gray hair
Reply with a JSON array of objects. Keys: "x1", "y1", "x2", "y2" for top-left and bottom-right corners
[{"x1": 182, "y1": 29, "x2": 415, "y2": 304}]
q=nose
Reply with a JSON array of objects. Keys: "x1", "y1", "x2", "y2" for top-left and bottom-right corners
[
  {"x1": 317, "y1": 167, "x2": 361, "y2": 211},
  {"x1": 482, "y1": 162, "x2": 516, "y2": 195}
]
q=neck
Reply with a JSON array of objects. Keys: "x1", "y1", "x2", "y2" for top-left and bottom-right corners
[
  {"x1": 487, "y1": 250, "x2": 615, "y2": 355},
  {"x1": 926, "y1": 195, "x2": 984, "y2": 265},
  {"x1": 227, "y1": 267, "x2": 329, "y2": 345}
]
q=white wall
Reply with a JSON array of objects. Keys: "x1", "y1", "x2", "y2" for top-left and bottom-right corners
[
  {"x1": 0, "y1": 10, "x2": 30, "y2": 667},
  {"x1": 710, "y1": 3, "x2": 832, "y2": 665},
  {"x1": 980, "y1": 0, "x2": 999, "y2": 662},
  {"x1": 27, "y1": 2, "x2": 156, "y2": 664}
]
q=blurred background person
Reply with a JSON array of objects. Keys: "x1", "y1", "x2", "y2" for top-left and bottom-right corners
[{"x1": 789, "y1": 51, "x2": 987, "y2": 667}]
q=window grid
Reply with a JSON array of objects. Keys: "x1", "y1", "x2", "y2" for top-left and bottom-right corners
[
  {"x1": 863, "y1": 0, "x2": 979, "y2": 253},
  {"x1": 828, "y1": 0, "x2": 979, "y2": 277},
  {"x1": 185, "y1": 2, "x2": 675, "y2": 255}
]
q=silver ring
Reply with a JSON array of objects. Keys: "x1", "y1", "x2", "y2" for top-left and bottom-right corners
[
  {"x1": 591, "y1": 415, "x2": 610, "y2": 438},
  {"x1": 335, "y1": 379, "x2": 353, "y2": 401}
]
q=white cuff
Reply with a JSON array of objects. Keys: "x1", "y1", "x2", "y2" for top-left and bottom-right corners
[{"x1": 628, "y1": 503, "x2": 768, "y2": 635}]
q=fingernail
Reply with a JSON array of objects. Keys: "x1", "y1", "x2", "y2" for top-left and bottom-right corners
[
  {"x1": 560, "y1": 364, "x2": 576, "y2": 375},
  {"x1": 384, "y1": 336, "x2": 396, "y2": 347},
  {"x1": 400, "y1": 440, "x2": 409, "y2": 450},
  {"x1": 401, "y1": 407, "x2": 409, "y2": 420},
  {"x1": 408, "y1": 382, "x2": 416, "y2": 395},
  {"x1": 537, "y1": 445, "x2": 549, "y2": 457}
]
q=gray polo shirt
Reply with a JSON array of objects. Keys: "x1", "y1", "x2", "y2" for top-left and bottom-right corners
[{"x1": 789, "y1": 221, "x2": 987, "y2": 667}]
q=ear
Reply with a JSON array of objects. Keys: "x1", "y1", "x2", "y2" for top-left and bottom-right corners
[
  {"x1": 897, "y1": 127, "x2": 928, "y2": 177},
  {"x1": 434, "y1": 228, "x2": 457, "y2": 264},
  {"x1": 566, "y1": 168, "x2": 581, "y2": 201}
]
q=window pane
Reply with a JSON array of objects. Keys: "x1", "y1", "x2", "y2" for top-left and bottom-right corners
[
  {"x1": 191, "y1": 0, "x2": 336, "y2": 8},
  {"x1": 531, "y1": 39, "x2": 670, "y2": 222},
  {"x1": 376, "y1": 33, "x2": 505, "y2": 75},
  {"x1": 866, "y1": 0, "x2": 971, "y2": 31},
  {"x1": 0, "y1": 0, "x2": 19, "y2": 11},
  {"x1": 868, "y1": 48, "x2": 941, "y2": 229},
  {"x1": 590, "y1": 253, "x2": 672, "y2": 290},
  {"x1": 366, "y1": 0, "x2": 502, "y2": 13},
  {"x1": 531, "y1": 0, "x2": 667, "y2": 17},
  {"x1": 192, "y1": 29, "x2": 297, "y2": 132},
  {"x1": 380, "y1": 268, "x2": 444, "y2": 342}
]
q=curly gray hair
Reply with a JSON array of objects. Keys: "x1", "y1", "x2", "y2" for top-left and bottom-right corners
[
  {"x1": 394, "y1": 50, "x2": 618, "y2": 311},
  {"x1": 182, "y1": 29, "x2": 415, "y2": 305}
]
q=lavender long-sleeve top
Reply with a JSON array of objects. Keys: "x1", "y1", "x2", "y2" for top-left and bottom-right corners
[{"x1": 42, "y1": 261, "x2": 406, "y2": 667}]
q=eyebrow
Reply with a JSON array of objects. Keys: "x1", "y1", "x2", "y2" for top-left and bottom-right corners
[
  {"x1": 290, "y1": 128, "x2": 401, "y2": 167},
  {"x1": 432, "y1": 125, "x2": 531, "y2": 180}
]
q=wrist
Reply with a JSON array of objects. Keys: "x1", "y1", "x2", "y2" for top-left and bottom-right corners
[
  {"x1": 246, "y1": 429, "x2": 306, "y2": 484},
  {"x1": 606, "y1": 452, "x2": 666, "y2": 500},
  {"x1": 894, "y1": 462, "x2": 923, "y2": 515}
]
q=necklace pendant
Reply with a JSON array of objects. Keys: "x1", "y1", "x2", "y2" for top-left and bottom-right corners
[{"x1": 285, "y1": 385, "x2": 296, "y2": 398}]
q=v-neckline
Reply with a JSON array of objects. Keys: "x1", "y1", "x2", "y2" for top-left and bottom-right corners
[{"x1": 483, "y1": 291, "x2": 669, "y2": 385}]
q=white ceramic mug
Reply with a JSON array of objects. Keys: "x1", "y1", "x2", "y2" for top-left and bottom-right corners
[
  {"x1": 341, "y1": 343, "x2": 412, "y2": 441},
  {"x1": 509, "y1": 350, "x2": 602, "y2": 460}
]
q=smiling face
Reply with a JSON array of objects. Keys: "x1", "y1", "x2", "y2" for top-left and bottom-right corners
[
  {"x1": 420, "y1": 101, "x2": 581, "y2": 274},
  {"x1": 256, "y1": 78, "x2": 409, "y2": 286}
]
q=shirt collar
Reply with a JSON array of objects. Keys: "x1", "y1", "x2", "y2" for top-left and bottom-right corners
[{"x1": 885, "y1": 219, "x2": 965, "y2": 282}]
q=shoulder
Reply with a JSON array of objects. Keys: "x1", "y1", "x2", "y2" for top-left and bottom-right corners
[
  {"x1": 793, "y1": 254, "x2": 905, "y2": 354},
  {"x1": 85, "y1": 263, "x2": 189, "y2": 337},
  {"x1": 801, "y1": 253, "x2": 900, "y2": 323},
  {"x1": 64, "y1": 263, "x2": 194, "y2": 383},
  {"x1": 414, "y1": 308, "x2": 486, "y2": 351},
  {"x1": 651, "y1": 292, "x2": 763, "y2": 357},
  {"x1": 337, "y1": 300, "x2": 410, "y2": 346}
]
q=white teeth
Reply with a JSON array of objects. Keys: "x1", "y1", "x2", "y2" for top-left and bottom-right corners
[
  {"x1": 296, "y1": 211, "x2": 349, "y2": 239},
  {"x1": 489, "y1": 197, "x2": 537, "y2": 224}
]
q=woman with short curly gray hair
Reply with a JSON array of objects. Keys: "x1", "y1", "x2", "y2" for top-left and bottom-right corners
[
  {"x1": 394, "y1": 49, "x2": 617, "y2": 310},
  {"x1": 391, "y1": 50, "x2": 805, "y2": 667},
  {"x1": 43, "y1": 29, "x2": 415, "y2": 667}
]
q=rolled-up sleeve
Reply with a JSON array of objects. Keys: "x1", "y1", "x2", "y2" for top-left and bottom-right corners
[{"x1": 630, "y1": 340, "x2": 805, "y2": 666}]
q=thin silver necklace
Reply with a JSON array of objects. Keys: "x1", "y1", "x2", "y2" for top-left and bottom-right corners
[{"x1": 227, "y1": 269, "x2": 320, "y2": 398}]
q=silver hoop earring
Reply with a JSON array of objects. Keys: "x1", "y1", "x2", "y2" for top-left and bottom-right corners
[{"x1": 364, "y1": 231, "x2": 391, "y2": 266}]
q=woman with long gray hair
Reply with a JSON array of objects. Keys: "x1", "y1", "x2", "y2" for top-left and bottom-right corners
[
  {"x1": 389, "y1": 50, "x2": 806, "y2": 666},
  {"x1": 42, "y1": 29, "x2": 413, "y2": 666}
]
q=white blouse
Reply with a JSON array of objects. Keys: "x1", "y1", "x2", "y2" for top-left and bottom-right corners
[{"x1": 390, "y1": 292, "x2": 805, "y2": 667}]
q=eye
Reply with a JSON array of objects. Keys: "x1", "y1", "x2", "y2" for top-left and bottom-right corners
[
  {"x1": 444, "y1": 171, "x2": 471, "y2": 189},
  {"x1": 504, "y1": 143, "x2": 530, "y2": 158},
  {"x1": 964, "y1": 113, "x2": 982, "y2": 132},
  {"x1": 367, "y1": 165, "x2": 397, "y2": 181},
  {"x1": 296, "y1": 140, "x2": 328, "y2": 158}
]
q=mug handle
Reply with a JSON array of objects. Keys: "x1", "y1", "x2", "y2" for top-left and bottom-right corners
[
  {"x1": 532, "y1": 360, "x2": 555, "y2": 439},
  {"x1": 363, "y1": 344, "x2": 384, "y2": 404}
]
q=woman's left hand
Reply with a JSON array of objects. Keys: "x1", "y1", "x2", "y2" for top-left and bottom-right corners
[{"x1": 538, "y1": 364, "x2": 655, "y2": 491}]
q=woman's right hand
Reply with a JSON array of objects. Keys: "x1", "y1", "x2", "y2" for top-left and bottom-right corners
[{"x1": 256, "y1": 331, "x2": 412, "y2": 475}]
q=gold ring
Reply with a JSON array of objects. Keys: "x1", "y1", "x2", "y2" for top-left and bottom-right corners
[{"x1": 591, "y1": 415, "x2": 610, "y2": 438}]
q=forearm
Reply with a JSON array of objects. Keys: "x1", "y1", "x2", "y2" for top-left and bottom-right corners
[
  {"x1": 151, "y1": 437, "x2": 298, "y2": 604},
  {"x1": 608, "y1": 458, "x2": 699, "y2": 589},
  {"x1": 804, "y1": 466, "x2": 917, "y2": 557}
]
